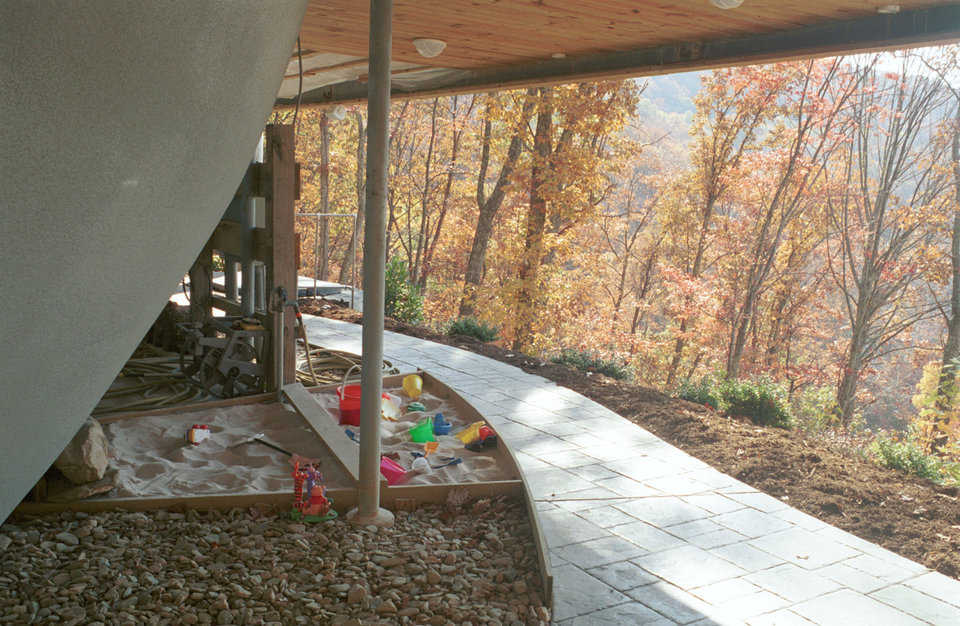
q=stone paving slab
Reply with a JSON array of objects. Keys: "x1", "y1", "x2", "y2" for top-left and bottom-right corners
[{"x1": 304, "y1": 315, "x2": 960, "y2": 624}]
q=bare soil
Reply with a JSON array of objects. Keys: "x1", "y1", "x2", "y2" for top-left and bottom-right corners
[{"x1": 301, "y1": 299, "x2": 960, "y2": 580}]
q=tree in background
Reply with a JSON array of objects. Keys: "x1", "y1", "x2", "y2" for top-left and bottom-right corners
[{"x1": 826, "y1": 56, "x2": 951, "y2": 424}]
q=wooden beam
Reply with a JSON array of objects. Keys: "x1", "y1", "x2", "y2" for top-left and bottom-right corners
[
  {"x1": 280, "y1": 4, "x2": 960, "y2": 106},
  {"x1": 262, "y1": 124, "x2": 298, "y2": 389},
  {"x1": 283, "y1": 382, "x2": 360, "y2": 483},
  {"x1": 187, "y1": 242, "x2": 213, "y2": 324},
  {"x1": 12, "y1": 481, "x2": 526, "y2": 516}
]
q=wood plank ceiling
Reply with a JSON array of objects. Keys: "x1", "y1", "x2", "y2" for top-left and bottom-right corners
[{"x1": 298, "y1": 0, "x2": 949, "y2": 70}]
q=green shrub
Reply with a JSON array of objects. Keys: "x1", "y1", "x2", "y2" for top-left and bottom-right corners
[
  {"x1": 448, "y1": 317, "x2": 499, "y2": 342},
  {"x1": 678, "y1": 375, "x2": 721, "y2": 410},
  {"x1": 552, "y1": 349, "x2": 631, "y2": 381},
  {"x1": 384, "y1": 257, "x2": 423, "y2": 324},
  {"x1": 791, "y1": 385, "x2": 838, "y2": 433},
  {"x1": 718, "y1": 378, "x2": 793, "y2": 429},
  {"x1": 677, "y1": 375, "x2": 793, "y2": 429},
  {"x1": 871, "y1": 432, "x2": 945, "y2": 483}
]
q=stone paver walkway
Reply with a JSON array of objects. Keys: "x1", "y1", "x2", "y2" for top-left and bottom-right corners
[{"x1": 304, "y1": 315, "x2": 960, "y2": 625}]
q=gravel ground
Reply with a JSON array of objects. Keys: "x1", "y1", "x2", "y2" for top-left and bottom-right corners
[{"x1": 0, "y1": 497, "x2": 549, "y2": 625}]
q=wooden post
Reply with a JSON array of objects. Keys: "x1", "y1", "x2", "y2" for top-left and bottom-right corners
[
  {"x1": 188, "y1": 242, "x2": 213, "y2": 324},
  {"x1": 262, "y1": 124, "x2": 298, "y2": 391}
]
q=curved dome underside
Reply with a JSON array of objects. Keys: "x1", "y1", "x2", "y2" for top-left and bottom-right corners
[{"x1": 0, "y1": 1, "x2": 308, "y2": 520}]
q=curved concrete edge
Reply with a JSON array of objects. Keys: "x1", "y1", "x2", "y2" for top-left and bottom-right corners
[
  {"x1": 304, "y1": 314, "x2": 960, "y2": 625},
  {"x1": 0, "y1": 1, "x2": 309, "y2": 521}
]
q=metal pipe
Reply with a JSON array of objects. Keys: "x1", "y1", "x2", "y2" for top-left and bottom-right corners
[
  {"x1": 353, "y1": 0, "x2": 392, "y2": 525},
  {"x1": 351, "y1": 217, "x2": 358, "y2": 310}
]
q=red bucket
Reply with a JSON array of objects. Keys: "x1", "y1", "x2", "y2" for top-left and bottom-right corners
[{"x1": 337, "y1": 384, "x2": 363, "y2": 426}]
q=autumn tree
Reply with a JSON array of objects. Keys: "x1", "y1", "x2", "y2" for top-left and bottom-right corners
[
  {"x1": 664, "y1": 67, "x2": 783, "y2": 385},
  {"x1": 459, "y1": 90, "x2": 535, "y2": 318},
  {"x1": 826, "y1": 56, "x2": 951, "y2": 423}
]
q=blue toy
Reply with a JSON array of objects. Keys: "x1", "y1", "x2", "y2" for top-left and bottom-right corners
[{"x1": 433, "y1": 412, "x2": 452, "y2": 435}]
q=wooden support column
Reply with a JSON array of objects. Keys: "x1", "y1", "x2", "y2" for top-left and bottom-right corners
[
  {"x1": 188, "y1": 242, "x2": 213, "y2": 324},
  {"x1": 262, "y1": 124, "x2": 298, "y2": 391}
]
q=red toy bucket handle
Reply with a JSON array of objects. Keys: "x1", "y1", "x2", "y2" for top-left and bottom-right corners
[{"x1": 339, "y1": 364, "x2": 361, "y2": 399}]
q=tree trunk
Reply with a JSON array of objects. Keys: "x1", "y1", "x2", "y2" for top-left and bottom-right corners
[
  {"x1": 513, "y1": 88, "x2": 553, "y2": 352},
  {"x1": 934, "y1": 112, "x2": 960, "y2": 453},
  {"x1": 319, "y1": 112, "x2": 330, "y2": 281},
  {"x1": 666, "y1": 197, "x2": 715, "y2": 386},
  {"x1": 459, "y1": 90, "x2": 535, "y2": 318},
  {"x1": 339, "y1": 111, "x2": 365, "y2": 285}
]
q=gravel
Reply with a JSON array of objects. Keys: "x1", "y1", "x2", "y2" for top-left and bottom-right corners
[{"x1": 0, "y1": 497, "x2": 549, "y2": 625}]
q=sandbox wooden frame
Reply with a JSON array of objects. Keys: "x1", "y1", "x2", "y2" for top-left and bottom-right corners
[{"x1": 15, "y1": 370, "x2": 553, "y2": 606}]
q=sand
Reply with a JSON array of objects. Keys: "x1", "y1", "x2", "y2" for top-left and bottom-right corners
[
  {"x1": 103, "y1": 403, "x2": 351, "y2": 498},
  {"x1": 102, "y1": 385, "x2": 511, "y2": 499}
]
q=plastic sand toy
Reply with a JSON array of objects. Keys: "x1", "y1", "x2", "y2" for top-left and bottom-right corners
[
  {"x1": 455, "y1": 421, "x2": 486, "y2": 444},
  {"x1": 380, "y1": 456, "x2": 407, "y2": 485},
  {"x1": 291, "y1": 461, "x2": 336, "y2": 522},
  {"x1": 409, "y1": 418, "x2": 436, "y2": 443},
  {"x1": 402, "y1": 374, "x2": 423, "y2": 399},
  {"x1": 381, "y1": 394, "x2": 400, "y2": 421},
  {"x1": 406, "y1": 401, "x2": 426, "y2": 413},
  {"x1": 433, "y1": 412, "x2": 452, "y2": 435},
  {"x1": 185, "y1": 424, "x2": 211, "y2": 445},
  {"x1": 423, "y1": 441, "x2": 439, "y2": 456}
]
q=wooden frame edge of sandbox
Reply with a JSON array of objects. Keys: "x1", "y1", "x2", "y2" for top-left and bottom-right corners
[{"x1": 22, "y1": 371, "x2": 554, "y2": 607}]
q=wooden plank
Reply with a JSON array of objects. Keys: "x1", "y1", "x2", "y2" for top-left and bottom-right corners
[
  {"x1": 209, "y1": 219, "x2": 247, "y2": 258},
  {"x1": 210, "y1": 294, "x2": 243, "y2": 316},
  {"x1": 283, "y1": 382, "x2": 359, "y2": 483},
  {"x1": 12, "y1": 480, "x2": 527, "y2": 517}
]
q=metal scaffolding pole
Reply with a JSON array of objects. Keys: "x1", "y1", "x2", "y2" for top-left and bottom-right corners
[{"x1": 348, "y1": 0, "x2": 393, "y2": 527}]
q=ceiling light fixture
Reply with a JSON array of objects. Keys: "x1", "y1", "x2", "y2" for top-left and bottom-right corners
[
  {"x1": 413, "y1": 38, "x2": 447, "y2": 58},
  {"x1": 877, "y1": 4, "x2": 900, "y2": 14},
  {"x1": 710, "y1": 0, "x2": 744, "y2": 8}
]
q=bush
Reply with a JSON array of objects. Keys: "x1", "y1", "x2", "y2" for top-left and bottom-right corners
[
  {"x1": 678, "y1": 375, "x2": 721, "y2": 410},
  {"x1": 677, "y1": 375, "x2": 793, "y2": 429},
  {"x1": 871, "y1": 432, "x2": 946, "y2": 483},
  {"x1": 384, "y1": 257, "x2": 423, "y2": 324},
  {"x1": 552, "y1": 349, "x2": 631, "y2": 381},
  {"x1": 448, "y1": 317, "x2": 499, "y2": 342},
  {"x1": 791, "y1": 385, "x2": 838, "y2": 433},
  {"x1": 719, "y1": 378, "x2": 794, "y2": 429}
]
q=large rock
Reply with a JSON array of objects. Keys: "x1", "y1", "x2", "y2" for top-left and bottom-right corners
[{"x1": 54, "y1": 417, "x2": 109, "y2": 484}]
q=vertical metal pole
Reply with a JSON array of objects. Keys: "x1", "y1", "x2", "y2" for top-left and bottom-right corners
[
  {"x1": 350, "y1": 0, "x2": 393, "y2": 526},
  {"x1": 242, "y1": 136, "x2": 264, "y2": 318},
  {"x1": 351, "y1": 215, "x2": 358, "y2": 310}
]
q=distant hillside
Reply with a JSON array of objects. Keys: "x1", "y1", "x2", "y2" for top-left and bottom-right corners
[
  {"x1": 639, "y1": 70, "x2": 704, "y2": 115},
  {"x1": 628, "y1": 70, "x2": 704, "y2": 164}
]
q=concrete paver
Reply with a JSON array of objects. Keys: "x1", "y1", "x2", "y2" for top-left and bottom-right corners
[{"x1": 304, "y1": 315, "x2": 960, "y2": 624}]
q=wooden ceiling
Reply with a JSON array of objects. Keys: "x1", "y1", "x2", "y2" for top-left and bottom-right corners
[
  {"x1": 299, "y1": 1, "x2": 950, "y2": 70},
  {"x1": 281, "y1": 1, "x2": 960, "y2": 104}
]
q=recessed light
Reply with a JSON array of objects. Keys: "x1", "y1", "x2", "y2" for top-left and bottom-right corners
[
  {"x1": 412, "y1": 38, "x2": 447, "y2": 58},
  {"x1": 710, "y1": 0, "x2": 744, "y2": 8},
  {"x1": 552, "y1": 52, "x2": 566, "y2": 59},
  {"x1": 877, "y1": 4, "x2": 900, "y2": 14}
]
